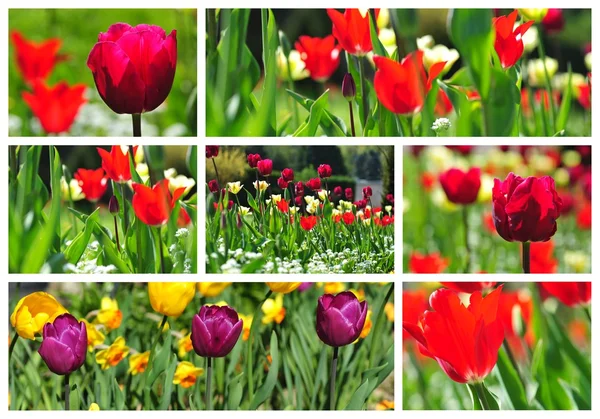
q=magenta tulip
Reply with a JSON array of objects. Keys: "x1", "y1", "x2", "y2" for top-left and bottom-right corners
[
  {"x1": 87, "y1": 23, "x2": 177, "y2": 114},
  {"x1": 191, "y1": 305, "x2": 243, "y2": 358},
  {"x1": 38, "y1": 314, "x2": 87, "y2": 375},
  {"x1": 316, "y1": 291, "x2": 367, "y2": 347}
]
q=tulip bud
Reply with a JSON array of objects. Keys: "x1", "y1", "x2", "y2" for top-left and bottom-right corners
[
  {"x1": 278, "y1": 30, "x2": 292, "y2": 58},
  {"x1": 38, "y1": 314, "x2": 87, "y2": 375},
  {"x1": 109, "y1": 195, "x2": 119, "y2": 215},
  {"x1": 191, "y1": 306, "x2": 243, "y2": 358},
  {"x1": 342, "y1": 73, "x2": 356, "y2": 101},
  {"x1": 316, "y1": 292, "x2": 367, "y2": 347}
]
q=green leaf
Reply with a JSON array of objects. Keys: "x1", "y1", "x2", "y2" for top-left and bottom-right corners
[
  {"x1": 292, "y1": 90, "x2": 328, "y2": 136},
  {"x1": 484, "y1": 68, "x2": 519, "y2": 136},
  {"x1": 148, "y1": 333, "x2": 173, "y2": 386},
  {"x1": 250, "y1": 331, "x2": 280, "y2": 409},
  {"x1": 344, "y1": 378, "x2": 369, "y2": 410},
  {"x1": 64, "y1": 208, "x2": 100, "y2": 264},
  {"x1": 368, "y1": 10, "x2": 388, "y2": 58},
  {"x1": 494, "y1": 346, "x2": 529, "y2": 409},
  {"x1": 159, "y1": 355, "x2": 178, "y2": 410},
  {"x1": 227, "y1": 373, "x2": 244, "y2": 410},
  {"x1": 187, "y1": 146, "x2": 197, "y2": 180},
  {"x1": 467, "y1": 382, "x2": 500, "y2": 410},
  {"x1": 112, "y1": 378, "x2": 125, "y2": 410},
  {"x1": 286, "y1": 90, "x2": 347, "y2": 136},
  {"x1": 555, "y1": 65, "x2": 573, "y2": 133},
  {"x1": 69, "y1": 383, "x2": 81, "y2": 411}
]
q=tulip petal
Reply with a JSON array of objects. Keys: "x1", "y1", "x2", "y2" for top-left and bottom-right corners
[
  {"x1": 39, "y1": 338, "x2": 76, "y2": 375},
  {"x1": 323, "y1": 307, "x2": 357, "y2": 346},
  {"x1": 191, "y1": 314, "x2": 212, "y2": 357},
  {"x1": 214, "y1": 319, "x2": 243, "y2": 357}
]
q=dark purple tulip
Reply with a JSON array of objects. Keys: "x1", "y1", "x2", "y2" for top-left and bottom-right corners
[
  {"x1": 316, "y1": 291, "x2": 367, "y2": 347},
  {"x1": 191, "y1": 305, "x2": 243, "y2": 358},
  {"x1": 38, "y1": 314, "x2": 87, "y2": 375}
]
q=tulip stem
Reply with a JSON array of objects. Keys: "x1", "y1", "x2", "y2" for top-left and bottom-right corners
[
  {"x1": 212, "y1": 158, "x2": 222, "y2": 189},
  {"x1": 358, "y1": 56, "x2": 368, "y2": 131},
  {"x1": 246, "y1": 290, "x2": 273, "y2": 403},
  {"x1": 120, "y1": 182, "x2": 128, "y2": 235},
  {"x1": 329, "y1": 346, "x2": 339, "y2": 410},
  {"x1": 348, "y1": 102, "x2": 356, "y2": 137},
  {"x1": 584, "y1": 306, "x2": 592, "y2": 323},
  {"x1": 462, "y1": 206, "x2": 471, "y2": 273},
  {"x1": 206, "y1": 357, "x2": 213, "y2": 410},
  {"x1": 522, "y1": 242, "x2": 531, "y2": 273},
  {"x1": 8, "y1": 332, "x2": 18, "y2": 361},
  {"x1": 64, "y1": 373, "x2": 70, "y2": 411},
  {"x1": 536, "y1": 33, "x2": 556, "y2": 132},
  {"x1": 132, "y1": 113, "x2": 142, "y2": 137},
  {"x1": 473, "y1": 381, "x2": 490, "y2": 410},
  {"x1": 502, "y1": 342, "x2": 527, "y2": 395},
  {"x1": 156, "y1": 227, "x2": 165, "y2": 274},
  {"x1": 113, "y1": 216, "x2": 121, "y2": 252}
]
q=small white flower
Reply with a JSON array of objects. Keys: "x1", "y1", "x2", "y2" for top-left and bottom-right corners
[{"x1": 432, "y1": 118, "x2": 451, "y2": 133}]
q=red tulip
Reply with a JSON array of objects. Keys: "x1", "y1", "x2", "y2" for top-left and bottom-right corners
[
  {"x1": 439, "y1": 168, "x2": 481, "y2": 205},
  {"x1": 22, "y1": 80, "x2": 86, "y2": 134},
  {"x1": 131, "y1": 179, "x2": 185, "y2": 227},
  {"x1": 295, "y1": 182, "x2": 305, "y2": 196},
  {"x1": 97, "y1": 146, "x2": 137, "y2": 183},
  {"x1": 277, "y1": 177, "x2": 289, "y2": 189},
  {"x1": 10, "y1": 31, "x2": 66, "y2": 85},
  {"x1": 402, "y1": 290, "x2": 429, "y2": 340},
  {"x1": 436, "y1": 89, "x2": 453, "y2": 116},
  {"x1": 306, "y1": 178, "x2": 322, "y2": 191},
  {"x1": 576, "y1": 82, "x2": 591, "y2": 110},
  {"x1": 530, "y1": 240, "x2": 558, "y2": 273},
  {"x1": 333, "y1": 186, "x2": 342, "y2": 196},
  {"x1": 542, "y1": 9, "x2": 565, "y2": 33},
  {"x1": 177, "y1": 207, "x2": 192, "y2": 227},
  {"x1": 247, "y1": 153, "x2": 261, "y2": 168},
  {"x1": 421, "y1": 172, "x2": 436, "y2": 191},
  {"x1": 498, "y1": 290, "x2": 534, "y2": 360},
  {"x1": 317, "y1": 164, "x2": 332, "y2": 179},
  {"x1": 276, "y1": 199, "x2": 289, "y2": 214},
  {"x1": 373, "y1": 52, "x2": 446, "y2": 115},
  {"x1": 402, "y1": 286, "x2": 504, "y2": 383},
  {"x1": 539, "y1": 282, "x2": 591, "y2": 307},
  {"x1": 342, "y1": 212, "x2": 355, "y2": 225},
  {"x1": 408, "y1": 252, "x2": 449, "y2": 274},
  {"x1": 576, "y1": 202, "x2": 591, "y2": 230},
  {"x1": 208, "y1": 179, "x2": 219, "y2": 193},
  {"x1": 281, "y1": 168, "x2": 294, "y2": 182},
  {"x1": 87, "y1": 23, "x2": 177, "y2": 114},
  {"x1": 344, "y1": 188, "x2": 353, "y2": 200},
  {"x1": 257, "y1": 159, "x2": 273, "y2": 176},
  {"x1": 493, "y1": 10, "x2": 534, "y2": 69},
  {"x1": 440, "y1": 282, "x2": 497, "y2": 294},
  {"x1": 362, "y1": 186, "x2": 372, "y2": 199},
  {"x1": 327, "y1": 9, "x2": 379, "y2": 56},
  {"x1": 295, "y1": 35, "x2": 341, "y2": 82},
  {"x1": 492, "y1": 172, "x2": 562, "y2": 242},
  {"x1": 74, "y1": 168, "x2": 108, "y2": 202},
  {"x1": 300, "y1": 215, "x2": 317, "y2": 231},
  {"x1": 206, "y1": 146, "x2": 219, "y2": 159}
]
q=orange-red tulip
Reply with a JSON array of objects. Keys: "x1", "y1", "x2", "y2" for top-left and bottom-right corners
[
  {"x1": 408, "y1": 252, "x2": 449, "y2": 274},
  {"x1": 132, "y1": 179, "x2": 186, "y2": 227},
  {"x1": 493, "y1": 10, "x2": 534, "y2": 69},
  {"x1": 74, "y1": 168, "x2": 108, "y2": 202},
  {"x1": 97, "y1": 146, "x2": 138, "y2": 183},
  {"x1": 327, "y1": 9, "x2": 379, "y2": 56},
  {"x1": 539, "y1": 282, "x2": 591, "y2": 307},
  {"x1": 11, "y1": 31, "x2": 66, "y2": 85}
]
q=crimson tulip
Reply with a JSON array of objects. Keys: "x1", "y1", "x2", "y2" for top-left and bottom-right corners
[
  {"x1": 22, "y1": 80, "x2": 86, "y2": 134},
  {"x1": 132, "y1": 179, "x2": 185, "y2": 227},
  {"x1": 530, "y1": 240, "x2": 558, "y2": 273},
  {"x1": 300, "y1": 215, "x2": 317, "y2": 231},
  {"x1": 281, "y1": 168, "x2": 294, "y2": 182},
  {"x1": 373, "y1": 52, "x2": 446, "y2": 115},
  {"x1": 493, "y1": 10, "x2": 534, "y2": 69},
  {"x1": 306, "y1": 178, "x2": 321, "y2": 191},
  {"x1": 492, "y1": 172, "x2": 562, "y2": 242},
  {"x1": 295, "y1": 181, "x2": 304, "y2": 196},
  {"x1": 542, "y1": 9, "x2": 565, "y2": 33},
  {"x1": 539, "y1": 282, "x2": 591, "y2": 307},
  {"x1": 277, "y1": 177, "x2": 289, "y2": 189},
  {"x1": 362, "y1": 186, "x2": 372, "y2": 199},
  {"x1": 191, "y1": 305, "x2": 243, "y2": 358},
  {"x1": 206, "y1": 146, "x2": 219, "y2": 159},
  {"x1": 439, "y1": 168, "x2": 481, "y2": 205},
  {"x1": 38, "y1": 314, "x2": 87, "y2": 376},
  {"x1": 87, "y1": 23, "x2": 177, "y2": 114},
  {"x1": 97, "y1": 146, "x2": 137, "y2": 183},
  {"x1": 403, "y1": 286, "x2": 504, "y2": 383},
  {"x1": 317, "y1": 164, "x2": 332, "y2": 179},
  {"x1": 295, "y1": 35, "x2": 341, "y2": 82},
  {"x1": 344, "y1": 188, "x2": 353, "y2": 200},
  {"x1": 333, "y1": 186, "x2": 342, "y2": 196},
  {"x1": 11, "y1": 31, "x2": 66, "y2": 85},
  {"x1": 408, "y1": 252, "x2": 449, "y2": 273},
  {"x1": 316, "y1": 291, "x2": 367, "y2": 347},
  {"x1": 327, "y1": 9, "x2": 378, "y2": 56},
  {"x1": 74, "y1": 168, "x2": 108, "y2": 202},
  {"x1": 440, "y1": 282, "x2": 497, "y2": 294},
  {"x1": 257, "y1": 159, "x2": 273, "y2": 176},
  {"x1": 577, "y1": 202, "x2": 591, "y2": 230},
  {"x1": 208, "y1": 179, "x2": 219, "y2": 193},
  {"x1": 247, "y1": 153, "x2": 261, "y2": 168},
  {"x1": 342, "y1": 212, "x2": 355, "y2": 225}
]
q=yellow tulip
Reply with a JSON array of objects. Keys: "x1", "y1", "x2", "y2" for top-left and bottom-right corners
[
  {"x1": 81, "y1": 319, "x2": 105, "y2": 352},
  {"x1": 349, "y1": 288, "x2": 366, "y2": 301},
  {"x1": 253, "y1": 180, "x2": 269, "y2": 191},
  {"x1": 178, "y1": 332, "x2": 193, "y2": 358},
  {"x1": 89, "y1": 403, "x2": 101, "y2": 411},
  {"x1": 95, "y1": 297, "x2": 122, "y2": 330},
  {"x1": 173, "y1": 361, "x2": 204, "y2": 388},
  {"x1": 10, "y1": 292, "x2": 68, "y2": 340},
  {"x1": 60, "y1": 177, "x2": 84, "y2": 201},
  {"x1": 375, "y1": 400, "x2": 395, "y2": 410},
  {"x1": 324, "y1": 282, "x2": 346, "y2": 294},
  {"x1": 384, "y1": 302, "x2": 395, "y2": 322},
  {"x1": 227, "y1": 181, "x2": 242, "y2": 195},
  {"x1": 128, "y1": 351, "x2": 150, "y2": 375},
  {"x1": 359, "y1": 310, "x2": 373, "y2": 339},
  {"x1": 262, "y1": 294, "x2": 286, "y2": 325},
  {"x1": 96, "y1": 337, "x2": 129, "y2": 370},
  {"x1": 197, "y1": 282, "x2": 231, "y2": 297},
  {"x1": 148, "y1": 282, "x2": 195, "y2": 317},
  {"x1": 239, "y1": 314, "x2": 253, "y2": 341},
  {"x1": 518, "y1": 8, "x2": 548, "y2": 22},
  {"x1": 266, "y1": 282, "x2": 301, "y2": 294}
]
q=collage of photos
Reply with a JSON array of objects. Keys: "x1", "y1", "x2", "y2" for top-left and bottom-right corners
[{"x1": 4, "y1": 5, "x2": 593, "y2": 414}]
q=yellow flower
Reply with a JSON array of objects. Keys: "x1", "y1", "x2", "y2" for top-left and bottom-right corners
[
  {"x1": 148, "y1": 282, "x2": 196, "y2": 317},
  {"x1": 197, "y1": 282, "x2": 231, "y2": 297},
  {"x1": 553, "y1": 167, "x2": 570, "y2": 187},
  {"x1": 384, "y1": 302, "x2": 395, "y2": 322},
  {"x1": 82, "y1": 319, "x2": 105, "y2": 352},
  {"x1": 423, "y1": 44, "x2": 459, "y2": 74},
  {"x1": 349, "y1": 288, "x2": 365, "y2": 301},
  {"x1": 276, "y1": 47, "x2": 309, "y2": 81},
  {"x1": 95, "y1": 297, "x2": 123, "y2": 330},
  {"x1": 253, "y1": 180, "x2": 269, "y2": 191},
  {"x1": 317, "y1": 190, "x2": 328, "y2": 201},
  {"x1": 375, "y1": 400, "x2": 395, "y2": 410},
  {"x1": 60, "y1": 177, "x2": 84, "y2": 201},
  {"x1": 416, "y1": 35, "x2": 434, "y2": 50},
  {"x1": 562, "y1": 150, "x2": 581, "y2": 168},
  {"x1": 128, "y1": 351, "x2": 150, "y2": 376},
  {"x1": 585, "y1": 52, "x2": 592, "y2": 71},
  {"x1": 262, "y1": 294, "x2": 286, "y2": 325},
  {"x1": 270, "y1": 194, "x2": 282, "y2": 204},
  {"x1": 136, "y1": 163, "x2": 150, "y2": 182},
  {"x1": 227, "y1": 181, "x2": 242, "y2": 195},
  {"x1": 164, "y1": 170, "x2": 195, "y2": 195},
  {"x1": 173, "y1": 362, "x2": 204, "y2": 388},
  {"x1": 10, "y1": 292, "x2": 68, "y2": 340},
  {"x1": 527, "y1": 57, "x2": 558, "y2": 87},
  {"x1": 324, "y1": 282, "x2": 346, "y2": 294},
  {"x1": 178, "y1": 332, "x2": 193, "y2": 358},
  {"x1": 359, "y1": 310, "x2": 373, "y2": 339},
  {"x1": 306, "y1": 200, "x2": 319, "y2": 214},
  {"x1": 377, "y1": 8, "x2": 390, "y2": 28},
  {"x1": 239, "y1": 314, "x2": 253, "y2": 341},
  {"x1": 238, "y1": 206, "x2": 252, "y2": 216},
  {"x1": 96, "y1": 337, "x2": 130, "y2": 370},
  {"x1": 266, "y1": 282, "x2": 301, "y2": 294},
  {"x1": 89, "y1": 403, "x2": 100, "y2": 411},
  {"x1": 133, "y1": 146, "x2": 144, "y2": 164},
  {"x1": 518, "y1": 8, "x2": 548, "y2": 22},
  {"x1": 476, "y1": 174, "x2": 494, "y2": 203},
  {"x1": 519, "y1": 24, "x2": 538, "y2": 53},
  {"x1": 564, "y1": 251, "x2": 589, "y2": 273}
]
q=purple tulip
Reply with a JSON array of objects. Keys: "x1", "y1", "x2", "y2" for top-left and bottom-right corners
[
  {"x1": 38, "y1": 314, "x2": 87, "y2": 375},
  {"x1": 191, "y1": 305, "x2": 243, "y2": 358},
  {"x1": 316, "y1": 291, "x2": 367, "y2": 347},
  {"x1": 298, "y1": 282, "x2": 313, "y2": 292}
]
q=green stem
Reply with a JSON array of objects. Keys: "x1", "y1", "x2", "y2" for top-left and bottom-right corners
[
  {"x1": 9, "y1": 332, "x2": 18, "y2": 361},
  {"x1": 156, "y1": 227, "x2": 165, "y2": 274},
  {"x1": 132, "y1": 113, "x2": 142, "y2": 137},
  {"x1": 246, "y1": 289, "x2": 273, "y2": 402},
  {"x1": 212, "y1": 158, "x2": 221, "y2": 189},
  {"x1": 348, "y1": 102, "x2": 356, "y2": 137},
  {"x1": 329, "y1": 346, "x2": 339, "y2": 410},
  {"x1": 473, "y1": 381, "x2": 490, "y2": 410},
  {"x1": 9, "y1": 145, "x2": 17, "y2": 192},
  {"x1": 113, "y1": 216, "x2": 121, "y2": 252},
  {"x1": 358, "y1": 56, "x2": 368, "y2": 131},
  {"x1": 463, "y1": 206, "x2": 471, "y2": 273},
  {"x1": 287, "y1": 78, "x2": 300, "y2": 129},
  {"x1": 522, "y1": 242, "x2": 530, "y2": 273},
  {"x1": 120, "y1": 182, "x2": 129, "y2": 235},
  {"x1": 206, "y1": 357, "x2": 213, "y2": 410},
  {"x1": 143, "y1": 315, "x2": 168, "y2": 409},
  {"x1": 64, "y1": 373, "x2": 70, "y2": 411},
  {"x1": 536, "y1": 33, "x2": 556, "y2": 132},
  {"x1": 207, "y1": 9, "x2": 218, "y2": 55},
  {"x1": 502, "y1": 342, "x2": 527, "y2": 394},
  {"x1": 584, "y1": 306, "x2": 592, "y2": 323}
]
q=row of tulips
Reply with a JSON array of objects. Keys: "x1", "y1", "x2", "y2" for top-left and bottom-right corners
[
  {"x1": 8, "y1": 145, "x2": 197, "y2": 273},
  {"x1": 9, "y1": 282, "x2": 394, "y2": 410},
  {"x1": 206, "y1": 146, "x2": 394, "y2": 273},
  {"x1": 403, "y1": 282, "x2": 591, "y2": 410}
]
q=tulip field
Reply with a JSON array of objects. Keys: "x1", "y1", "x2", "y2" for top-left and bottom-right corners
[
  {"x1": 9, "y1": 282, "x2": 395, "y2": 411},
  {"x1": 403, "y1": 146, "x2": 591, "y2": 273},
  {"x1": 8, "y1": 145, "x2": 197, "y2": 273},
  {"x1": 403, "y1": 282, "x2": 591, "y2": 410},
  {"x1": 206, "y1": 8, "x2": 591, "y2": 137},
  {"x1": 205, "y1": 146, "x2": 395, "y2": 273},
  {"x1": 8, "y1": 9, "x2": 197, "y2": 137}
]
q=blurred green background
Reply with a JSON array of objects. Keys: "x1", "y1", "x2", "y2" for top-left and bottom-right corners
[{"x1": 9, "y1": 9, "x2": 197, "y2": 136}]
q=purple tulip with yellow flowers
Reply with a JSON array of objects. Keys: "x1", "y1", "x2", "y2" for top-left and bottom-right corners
[
  {"x1": 191, "y1": 305, "x2": 243, "y2": 410},
  {"x1": 316, "y1": 291, "x2": 368, "y2": 411},
  {"x1": 38, "y1": 313, "x2": 87, "y2": 410}
]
